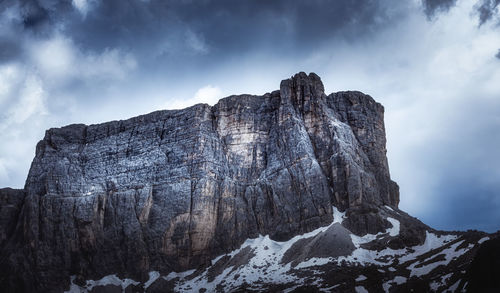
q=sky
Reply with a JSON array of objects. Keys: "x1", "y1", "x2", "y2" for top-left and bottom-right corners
[{"x1": 0, "y1": 0, "x2": 499, "y2": 232}]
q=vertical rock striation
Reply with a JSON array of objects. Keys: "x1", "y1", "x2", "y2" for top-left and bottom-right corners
[
  {"x1": 0, "y1": 188, "x2": 25, "y2": 249},
  {"x1": 0, "y1": 72, "x2": 400, "y2": 292}
]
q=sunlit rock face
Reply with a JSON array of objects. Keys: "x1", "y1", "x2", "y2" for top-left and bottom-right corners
[{"x1": 0, "y1": 72, "x2": 407, "y2": 292}]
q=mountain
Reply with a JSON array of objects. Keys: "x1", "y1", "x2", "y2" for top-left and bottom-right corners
[{"x1": 0, "y1": 72, "x2": 496, "y2": 293}]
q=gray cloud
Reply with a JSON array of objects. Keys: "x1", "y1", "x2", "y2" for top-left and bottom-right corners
[
  {"x1": 422, "y1": 0, "x2": 500, "y2": 26},
  {"x1": 0, "y1": 39, "x2": 22, "y2": 62},
  {"x1": 422, "y1": 0, "x2": 458, "y2": 19},
  {"x1": 475, "y1": 0, "x2": 500, "y2": 25}
]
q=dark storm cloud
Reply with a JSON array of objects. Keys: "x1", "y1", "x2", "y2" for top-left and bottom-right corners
[
  {"x1": 1, "y1": 0, "x2": 493, "y2": 68},
  {"x1": 65, "y1": 0, "x2": 405, "y2": 47},
  {"x1": 3, "y1": 0, "x2": 72, "y2": 31},
  {"x1": 421, "y1": 0, "x2": 458, "y2": 19},
  {"x1": 475, "y1": 0, "x2": 500, "y2": 25},
  {"x1": 1, "y1": 0, "x2": 411, "y2": 70},
  {"x1": 19, "y1": 0, "x2": 51, "y2": 29}
]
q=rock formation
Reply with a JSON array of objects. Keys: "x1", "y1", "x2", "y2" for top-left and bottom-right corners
[{"x1": 0, "y1": 72, "x2": 494, "y2": 292}]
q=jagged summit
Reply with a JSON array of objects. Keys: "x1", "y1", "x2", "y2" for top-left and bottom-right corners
[{"x1": 0, "y1": 73, "x2": 494, "y2": 292}]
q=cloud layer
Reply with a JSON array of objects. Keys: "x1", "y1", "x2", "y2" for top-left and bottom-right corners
[{"x1": 0, "y1": 0, "x2": 499, "y2": 232}]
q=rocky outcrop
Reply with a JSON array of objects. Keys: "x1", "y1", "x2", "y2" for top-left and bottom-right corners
[
  {"x1": 464, "y1": 234, "x2": 500, "y2": 292},
  {"x1": 0, "y1": 188, "x2": 25, "y2": 249},
  {"x1": 0, "y1": 72, "x2": 418, "y2": 292}
]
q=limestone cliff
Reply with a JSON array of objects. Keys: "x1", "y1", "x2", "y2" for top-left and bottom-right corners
[{"x1": 0, "y1": 73, "x2": 443, "y2": 292}]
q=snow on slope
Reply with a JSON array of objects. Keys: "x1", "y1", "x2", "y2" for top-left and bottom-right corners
[
  {"x1": 408, "y1": 240, "x2": 471, "y2": 277},
  {"x1": 66, "y1": 206, "x2": 349, "y2": 292},
  {"x1": 66, "y1": 275, "x2": 139, "y2": 293},
  {"x1": 65, "y1": 205, "x2": 483, "y2": 293}
]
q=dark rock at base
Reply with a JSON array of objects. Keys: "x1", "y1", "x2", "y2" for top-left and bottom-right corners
[
  {"x1": 89, "y1": 284, "x2": 122, "y2": 293},
  {"x1": 343, "y1": 204, "x2": 391, "y2": 236},
  {"x1": 0, "y1": 188, "x2": 25, "y2": 249},
  {"x1": 465, "y1": 234, "x2": 500, "y2": 293},
  {"x1": 281, "y1": 223, "x2": 355, "y2": 266},
  {"x1": 146, "y1": 278, "x2": 176, "y2": 293},
  {"x1": 290, "y1": 286, "x2": 321, "y2": 292},
  {"x1": 392, "y1": 209, "x2": 429, "y2": 248},
  {"x1": 124, "y1": 283, "x2": 144, "y2": 293}
]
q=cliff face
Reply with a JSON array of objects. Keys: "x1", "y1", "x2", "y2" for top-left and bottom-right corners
[
  {"x1": 0, "y1": 188, "x2": 24, "y2": 249},
  {"x1": 1, "y1": 72, "x2": 403, "y2": 291}
]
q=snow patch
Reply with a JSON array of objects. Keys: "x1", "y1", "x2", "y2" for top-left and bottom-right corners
[
  {"x1": 164, "y1": 269, "x2": 196, "y2": 282},
  {"x1": 430, "y1": 273, "x2": 453, "y2": 291},
  {"x1": 144, "y1": 271, "x2": 160, "y2": 289},
  {"x1": 392, "y1": 276, "x2": 407, "y2": 284},
  {"x1": 66, "y1": 276, "x2": 83, "y2": 293},
  {"x1": 320, "y1": 284, "x2": 341, "y2": 292},
  {"x1": 332, "y1": 206, "x2": 346, "y2": 224},
  {"x1": 65, "y1": 274, "x2": 140, "y2": 293},
  {"x1": 386, "y1": 217, "x2": 400, "y2": 237},
  {"x1": 382, "y1": 276, "x2": 407, "y2": 292},
  {"x1": 355, "y1": 275, "x2": 367, "y2": 282},
  {"x1": 398, "y1": 232, "x2": 458, "y2": 263},
  {"x1": 478, "y1": 237, "x2": 489, "y2": 244},
  {"x1": 295, "y1": 257, "x2": 332, "y2": 269},
  {"x1": 334, "y1": 230, "x2": 460, "y2": 268},
  {"x1": 355, "y1": 285, "x2": 369, "y2": 293},
  {"x1": 383, "y1": 282, "x2": 391, "y2": 293},
  {"x1": 408, "y1": 239, "x2": 471, "y2": 277}
]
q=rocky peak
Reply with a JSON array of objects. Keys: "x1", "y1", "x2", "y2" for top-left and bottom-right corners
[
  {"x1": 1, "y1": 72, "x2": 409, "y2": 292},
  {"x1": 280, "y1": 72, "x2": 325, "y2": 110}
]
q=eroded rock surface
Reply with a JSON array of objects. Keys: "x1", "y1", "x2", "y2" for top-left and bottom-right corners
[
  {"x1": 281, "y1": 223, "x2": 355, "y2": 266},
  {"x1": 0, "y1": 72, "x2": 431, "y2": 292},
  {"x1": 0, "y1": 188, "x2": 25, "y2": 249}
]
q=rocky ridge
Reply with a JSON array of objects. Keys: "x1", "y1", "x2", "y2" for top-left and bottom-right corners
[{"x1": 0, "y1": 72, "x2": 495, "y2": 292}]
